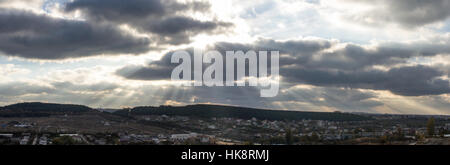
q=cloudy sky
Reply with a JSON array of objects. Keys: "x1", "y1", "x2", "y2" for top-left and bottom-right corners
[{"x1": 0, "y1": 0, "x2": 449, "y2": 114}]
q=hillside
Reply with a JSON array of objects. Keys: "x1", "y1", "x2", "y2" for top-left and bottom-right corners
[
  {"x1": 114, "y1": 104, "x2": 372, "y2": 121},
  {"x1": 0, "y1": 102, "x2": 94, "y2": 117},
  {"x1": 0, "y1": 103, "x2": 373, "y2": 121}
]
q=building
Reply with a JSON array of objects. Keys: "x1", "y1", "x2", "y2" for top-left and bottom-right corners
[
  {"x1": 170, "y1": 133, "x2": 198, "y2": 141},
  {"x1": 14, "y1": 124, "x2": 32, "y2": 128},
  {"x1": 119, "y1": 135, "x2": 130, "y2": 143},
  {"x1": 0, "y1": 134, "x2": 13, "y2": 138},
  {"x1": 20, "y1": 136, "x2": 30, "y2": 145},
  {"x1": 59, "y1": 134, "x2": 79, "y2": 137},
  {"x1": 39, "y1": 137, "x2": 48, "y2": 145}
]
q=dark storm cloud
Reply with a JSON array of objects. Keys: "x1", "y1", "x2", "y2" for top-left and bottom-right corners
[
  {"x1": 212, "y1": 39, "x2": 448, "y2": 71},
  {"x1": 385, "y1": 66, "x2": 450, "y2": 96},
  {"x1": 0, "y1": 9, "x2": 150, "y2": 59},
  {"x1": 116, "y1": 48, "x2": 195, "y2": 81},
  {"x1": 64, "y1": 0, "x2": 166, "y2": 20},
  {"x1": 283, "y1": 65, "x2": 450, "y2": 96},
  {"x1": 147, "y1": 17, "x2": 223, "y2": 35},
  {"x1": 116, "y1": 39, "x2": 333, "y2": 81},
  {"x1": 64, "y1": 0, "x2": 232, "y2": 45},
  {"x1": 116, "y1": 64, "x2": 173, "y2": 81},
  {"x1": 64, "y1": 0, "x2": 209, "y2": 21},
  {"x1": 0, "y1": 0, "x2": 231, "y2": 59},
  {"x1": 143, "y1": 17, "x2": 232, "y2": 45},
  {"x1": 116, "y1": 38, "x2": 450, "y2": 96},
  {"x1": 344, "y1": 0, "x2": 450, "y2": 27}
]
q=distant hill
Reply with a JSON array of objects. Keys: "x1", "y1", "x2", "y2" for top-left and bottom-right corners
[
  {"x1": 0, "y1": 103, "x2": 373, "y2": 121},
  {"x1": 114, "y1": 104, "x2": 372, "y2": 121},
  {"x1": 0, "y1": 102, "x2": 94, "y2": 117}
]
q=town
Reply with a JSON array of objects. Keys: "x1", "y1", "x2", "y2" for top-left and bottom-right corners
[{"x1": 1, "y1": 103, "x2": 449, "y2": 145}]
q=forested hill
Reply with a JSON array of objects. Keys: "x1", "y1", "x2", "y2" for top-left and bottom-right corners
[
  {"x1": 114, "y1": 104, "x2": 372, "y2": 121},
  {"x1": 0, "y1": 103, "x2": 373, "y2": 121},
  {"x1": 0, "y1": 102, "x2": 94, "y2": 117}
]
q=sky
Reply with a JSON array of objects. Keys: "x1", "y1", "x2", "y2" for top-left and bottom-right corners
[{"x1": 0, "y1": 0, "x2": 449, "y2": 115}]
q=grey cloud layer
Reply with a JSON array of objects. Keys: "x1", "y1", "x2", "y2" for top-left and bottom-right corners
[
  {"x1": 284, "y1": 65, "x2": 450, "y2": 96},
  {"x1": 116, "y1": 38, "x2": 450, "y2": 96},
  {"x1": 0, "y1": 0, "x2": 232, "y2": 59},
  {"x1": 117, "y1": 39, "x2": 333, "y2": 80},
  {"x1": 0, "y1": 9, "x2": 150, "y2": 59},
  {"x1": 64, "y1": 0, "x2": 208, "y2": 21},
  {"x1": 64, "y1": 0, "x2": 232, "y2": 45}
]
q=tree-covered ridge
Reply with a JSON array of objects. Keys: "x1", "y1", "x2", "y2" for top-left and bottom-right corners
[
  {"x1": 0, "y1": 102, "x2": 94, "y2": 117},
  {"x1": 0, "y1": 103, "x2": 373, "y2": 121},
  {"x1": 115, "y1": 104, "x2": 373, "y2": 121}
]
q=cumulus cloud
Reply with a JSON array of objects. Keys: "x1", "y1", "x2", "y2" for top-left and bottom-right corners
[
  {"x1": 0, "y1": 64, "x2": 30, "y2": 77},
  {"x1": 0, "y1": 0, "x2": 45, "y2": 12},
  {"x1": 341, "y1": 0, "x2": 450, "y2": 27},
  {"x1": 0, "y1": 9, "x2": 150, "y2": 59}
]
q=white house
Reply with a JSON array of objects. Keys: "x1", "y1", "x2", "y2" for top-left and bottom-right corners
[{"x1": 170, "y1": 133, "x2": 198, "y2": 141}]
